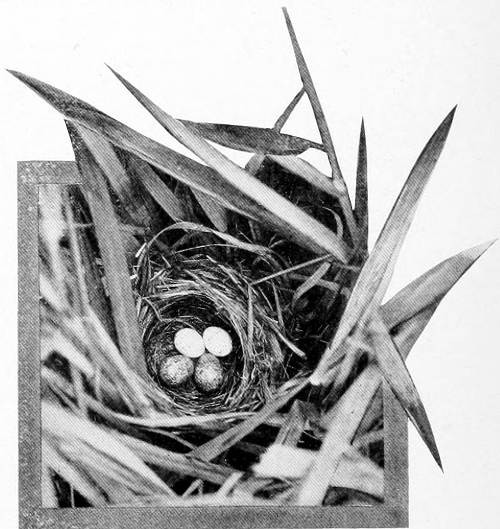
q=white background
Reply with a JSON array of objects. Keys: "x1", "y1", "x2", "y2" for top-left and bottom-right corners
[{"x1": 1, "y1": 1, "x2": 499, "y2": 527}]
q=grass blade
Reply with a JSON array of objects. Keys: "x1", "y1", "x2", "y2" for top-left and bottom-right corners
[
  {"x1": 190, "y1": 378, "x2": 308, "y2": 461},
  {"x1": 246, "y1": 88, "x2": 305, "y2": 175},
  {"x1": 66, "y1": 122, "x2": 147, "y2": 379},
  {"x1": 354, "y1": 119, "x2": 368, "y2": 256},
  {"x1": 191, "y1": 188, "x2": 228, "y2": 232},
  {"x1": 124, "y1": 154, "x2": 185, "y2": 220},
  {"x1": 292, "y1": 261, "x2": 331, "y2": 307},
  {"x1": 107, "y1": 65, "x2": 349, "y2": 261},
  {"x1": 74, "y1": 126, "x2": 150, "y2": 226},
  {"x1": 179, "y1": 119, "x2": 324, "y2": 154},
  {"x1": 267, "y1": 154, "x2": 342, "y2": 198},
  {"x1": 282, "y1": 8, "x2": 358, "y2": 242},
  {"x1": 43, "y1": 401, "x2": 174, "y2": 495},
  {"x1": 312, "y1": 240, "x2": 492, "y2": 499},
  {"x1": 369, "y1": 310, "x2": 441, "y2": 468},
  {"x1": 311, "y1": 107, "x2": 456, "y2": 385},
  {"x1": 274, "y1": 87, "x2": 305, "y2": 130},
  {"x1": 383, "y1": 239, "x2": 495, "y2": 327}
]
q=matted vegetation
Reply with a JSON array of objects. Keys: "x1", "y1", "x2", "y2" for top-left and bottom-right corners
[{"x1": 18, "y1": 8, "x2": 493, "y2": 507}]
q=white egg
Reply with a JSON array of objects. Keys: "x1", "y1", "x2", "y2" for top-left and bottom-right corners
[
  {"x1": 174, "y1": 328, "x2": 205, "y2": 358},
  {"x1": 202, "y1": 326, "x2": 233, "y2": 357}
]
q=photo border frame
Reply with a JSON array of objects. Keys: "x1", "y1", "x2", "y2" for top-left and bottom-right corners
[{"x1": 18, "y1": 160, "x2": 409, "y2": 529}]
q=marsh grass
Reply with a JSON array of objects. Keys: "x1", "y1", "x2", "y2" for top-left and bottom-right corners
[{"x1": 19, "y1": 8, "x2": 494, "y2": 507}]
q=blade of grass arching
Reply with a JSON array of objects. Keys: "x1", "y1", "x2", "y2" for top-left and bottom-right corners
[
  {"x1": 9, "y1": 71, "x2": 349, "y2": 258},
  {"x1": 191, "y1": 188, "x2": 228, "y2": 232},
  {"x1": 369, "y1": 310, "x2": 441, "y2": 468},
  {"x1": 382, "y1": 239, "x2": 495, "y2": 328},
  {"x1": 311, "y1": 107, "x2": 456, "y2": 385},
  {"x1": 179, "y1": 120, "x2": 324, "y2": 154},
  {"x1": 107, "y1": 66, "x2": 349, "y2": 261},
  {"x1": 190, "y1": 377, "x2": 309, "y2": 461},
  {"x1": 74, "y1": 126, "x2": 150, "y2": 226},
  {"x1": 66, "y1": 122, "x2": 147, "y2": 380},
  {"x1": 282, "y1": 8, "x2": 358, "y2": 243},
  {"x1": 354, "y1": 119, "x2": 368, "y2": 256},
  {"x1": 124, "y1": 154, "x2": 184, "y2": 221},
  {"x1": 267, "y1": 155, "x2": 342, "y2": 198}
]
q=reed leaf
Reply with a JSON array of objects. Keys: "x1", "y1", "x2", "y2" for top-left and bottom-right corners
[
  {"x1": 354, "y1": 119, "x2": 368, "y2": 256},
  {"x1": 267, "y1": 154, "x2": 342, "y2": 198},
  {"x1": 124, "y1": 154, "x2": 185, "y2": 221},
  {"x1": 9, "y1": 70, "x2": 348, "y2": 259},
  {"x1": 383, "y1": 239, "x2": 495, "y2": 328},
  {"x1": 66, "y1": 122, "x2": 147, "y2": 379},
  {"x1": 43, "y1": 401, "x2": 174, "y2": 495},
  {"x1": 311, "y1": 106, "x2": 456, "y2": 385},
  {"x1": 179, "y1": 119, "x2": 324, "y2": 154},
  {"x1": 107, "y1": 66, "x2": 349, "y2": 261},
  {"x1": 310, "y1": 240, "x2": 491, "y2": 502},
  {"x1": 245, "y1": 87, "x2": 305, "y2": 175},
  {"x1": 370, "y1": 310, "x2": 441, "y2": 468},
  {"x1": 274, "y1": 87, "x2": 305, "y2": 130},
  {"x1": 190, "y1": 378, "x2": 308, "y2": 461},
  {"x1": 191, "y1": 188, "x2": 228, "y2": 232},
  {"x1": 282, "y1": 7, "x2": 358, "y2": 242}
]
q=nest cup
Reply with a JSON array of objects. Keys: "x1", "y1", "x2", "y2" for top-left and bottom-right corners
[{"x1": 135, "y1": 249, "x2": 285, "y2": 415}]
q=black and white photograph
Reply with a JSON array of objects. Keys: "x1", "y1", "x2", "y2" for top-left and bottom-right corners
[{"x1": 1, "y1": 1, "x2": 499, "y2": 528}]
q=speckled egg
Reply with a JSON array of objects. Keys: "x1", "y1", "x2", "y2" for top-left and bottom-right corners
[
  {"x1": 202, "y1": 326, "x2": 233, "y2": 357},
  {"x1": 159, "y1": 354, "x2": 195, "y2": 387},
  {"x1": 174, "y1": 328, "x2": 205, "y2": 358},
  {"x1": 194, "y1": 353, "x2": 224, "y2": 393}
]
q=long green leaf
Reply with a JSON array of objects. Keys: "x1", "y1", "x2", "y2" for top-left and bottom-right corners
[
  {"x1": 354, "y1": 119, "x2": 368, "y2": 256},
  {"x1": 10, "y1": 69, "x2": 348, "y2": 260},
  {"x1": 66, "y1": 122, "x2": 147, "y2": 379},
  {"x1": 179, "y1": 119, "x2": 324, "y2": 154},
  {"x1": 311, "y1": 107, "x2": 456, "y2": 385},
  {"x1": 106, "y1": 66, "x2": 349, "y2": 261}
]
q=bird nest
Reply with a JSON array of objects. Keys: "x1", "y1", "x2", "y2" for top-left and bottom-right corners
[{"x1": 134, "y1": 245, "x2": 289, "y2": 415}]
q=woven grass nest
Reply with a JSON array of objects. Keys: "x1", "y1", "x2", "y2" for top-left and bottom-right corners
[{"x1": 135, "y1": 247, "x2": 287, "y2": 414}]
